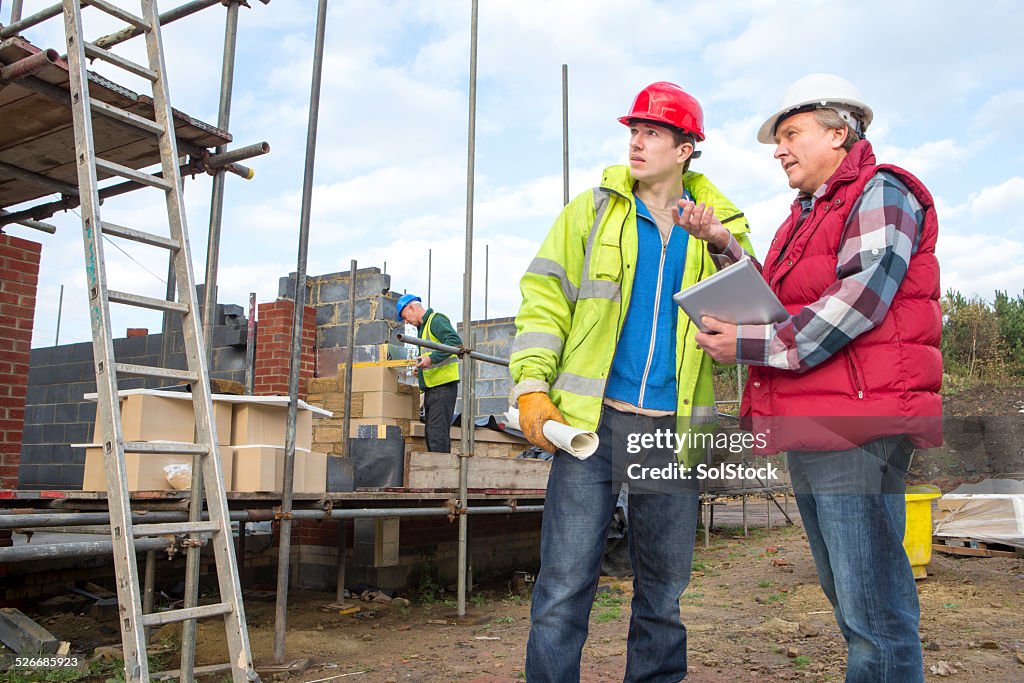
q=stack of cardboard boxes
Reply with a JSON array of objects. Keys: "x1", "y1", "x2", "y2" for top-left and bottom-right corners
[{"x1": 80, "y1": 390, "x2": 328, "y2": 494}]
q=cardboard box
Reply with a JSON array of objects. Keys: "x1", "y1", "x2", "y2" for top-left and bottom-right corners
[
  {"x1": 350, "y1": 366, "x2": 400, "y2": 393},
  {"x1": 358, "y1": 391, "x2": 415, "y2": 419},
  {"x1": 92, "y1": 394, "x2": 234, "y2": 445},
  {"x1": 303, "y1": 451, "x2": 328, "y2": 494},
  {"x1": 231, "y1": 404, "x2": 313, "y2": 450},
  {"x1": 231, "y1": 446, "x2": 313, "y2": 492},
  {"x1": 82, "y1": 445, "x2": 233, "y2": 492}
]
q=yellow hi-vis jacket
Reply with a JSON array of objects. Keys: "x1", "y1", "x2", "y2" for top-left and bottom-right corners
[
  {"x1": 421, "y1": 310, "x2": 460, "y2": 388},
  {"x1": 510, "y1": 165, "x2": 755, "y2": 465}
]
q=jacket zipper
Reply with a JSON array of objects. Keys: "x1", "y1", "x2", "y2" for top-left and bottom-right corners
[
  {"x1": 638, "y1": 236, "x2": 668, "y2": 406},
  {"x1": 846, "y1": 349, "x2": 864, "y2": 399},
  {"x1": 598, "y1": 187, "x2": 630, "y2": 403}
]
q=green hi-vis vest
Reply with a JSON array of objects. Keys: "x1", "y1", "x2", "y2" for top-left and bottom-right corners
[
  {"x1": 509, "y1": 166, "x2": 756, "y2": 466},
  {"x1": 422, "y1": 311, "x2": 460, "y2": 388}
]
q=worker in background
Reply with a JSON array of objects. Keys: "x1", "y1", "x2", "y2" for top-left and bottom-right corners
[
  {"x1": 680, "y1": 73, "x2": 941, "y2": 683},
  {"x1": 397, "y1": 294, "x2": 462, "y2": 453},
  {"x1": 510, "y1": 82, "x2": 755, "y2": 681}
]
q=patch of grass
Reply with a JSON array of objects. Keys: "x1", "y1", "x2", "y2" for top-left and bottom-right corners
[
  {"x1": 681, "y1": 590, "x2": 704, "y2": 601},
  {"x1": 502, "y1": 590, "x2": 526, "y2": 607},
  {"x1": 691, "y1": 559, "x2": 709, "y2": 573},
  {"x1": 594, "y1": 607, "x2": 621, "y2": 623},
  {"x1": 471, "y1": 593, "x2": 488, "y2": 608},
  {"x1": 764, "y1": 592, "x2": 786, "y2": 604},
  {"x1": 593, "y1": 591, "x2": 625, "y2": 608},
  {"x1": 942, "y1": 602, "x2": 961, "y2": 609},
  {"x1": 792, "y1": 655, "x2": 811, "y2": 668},
  {"x1": 493, "y1": 615, "x2": 515, "y2": 624},
  {"x1": 757, "y1": 580, "x2": 773, "y2": 588}
]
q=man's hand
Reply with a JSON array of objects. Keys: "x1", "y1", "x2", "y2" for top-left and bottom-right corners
[
  {"x1": 415, "y1": 354, "x2": 433, "y2": 369},
  {"x1": 518, "y1": 392, "x2": 566, "y2": 454},
  {"x1": 676, "y1": 200, "x2": 730, "y2": 249},
  {"x1": 695, "y1": 316, "x2": 738, "y2": 364}
]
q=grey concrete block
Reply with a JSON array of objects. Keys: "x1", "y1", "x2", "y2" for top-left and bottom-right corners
[
  {"x1": 0, "y1": 608, "x2": 60, "y2": 654},
  {"x1": 69, "y1": 382, "x2": 95, "y2": 402},
  {"x1": 65, "y1": 422, "x2": 91, "y2": 444},
  {"x1": 220, "y1": 304, "x2": 245, "y2": 324},
  {"x1": 279, "y1": 275, "x2": 297, "y2": 299},
  {"x1": 354, "y1": 321, "x2": 391, "y2": 345},
  {"x1": 41, "y1": 423, "x2": 66, "y2": 444},
  {"x1": 20, "y1": 423, "x2": 44, "y2": 445},
  {"x1": 356, "y1": 274, "x2": 389, "y2": 298},
  {"x1": 69, "y1": 342, "x2": 93, "y2": 363},
  {"x1": 30, "y1": 347, "x2": 51, "y2": 365},
  {"x1": 317, "y1": 280, "x2": 348, "y2": 304},
  {"x1": 146, "y1": 333, "x2": 168, "y2": 356},
  {"x1": 487, "y1": 322, "x2": 516, "y2": 342},
  {"x1": 25, "y1": 385, "x2": 45, "y2": 404},
  {"x1": 32, "y1": 403, "x2": 56, "y2": 424},
  {"x1": 478, "y1": 397, "x2": 510, "y2": 417},
  {"x1": 115, "y1": 335, "x2": 148, "y2": 357},
  {"x1": 489, "y1": 339, "x2": 512, "y2": 360},
  {"x1": 476, "y1": 360, "x2": 510, "y2": 380},
  {"x1": 296, "y1": 563, "x2": 333, "y2": 592},
  {"x1": 29, "y1": 364, "x2": 59, "y2": 385},
  {"x1": 316, "y1": 304, "x2": 337, "y2": 326},
  {"x1": 54, "y1": 403, "x2": 78, "y2": 424},
  {"x1": 353, "y1": 299, "x2": 372, "y2": 320},
  {"x1": 77, "y1": 401, "x2": 96, "y2": 422},
  {"x1": 212, "y1": 325, "x2": 247, "y2": 348},
  {"x1": 317, "y1": 324, "x2": 349, "y2": 349},
  {"x1": 377, "y1": 296, "x2": 398, "y2": 322},
  {"x1": 44, "y1": 384, "x2": 70, "y2": 404},
  {"x1": 18, "y1": 443, "x2": 49, "y2": 465},
  {"x1": 212, "y1": 347, "x2": 246, "y2": 372}
]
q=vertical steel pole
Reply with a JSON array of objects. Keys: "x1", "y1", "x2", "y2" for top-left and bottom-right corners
[
  {"x1": 142, "y1": 549, "x2": 156, "y2": 642},
  {"x1": 201, "y1": 0, "x2": 240, "y2": 363},
  {"x1": 55, "y1": 284, "x2": 64, "y2": 345},
  {"x1": 181, "y1": 5, "x2": 240, "y2": 677},
  {"x1": 484, "y1": 244, "x2": 488, "y2": 320},
  {"x1": 10, "y1": 0, "x2": 24, "y2": 23},
  {"x1": 562, "y1": 63, "x2": 569, "y2": 206},
  {"x1": 244, "y1": 292, "x2": 256, "y2": 394},
  {"x1": 275, "y1": 0, "x2": 328, "y2": 664},
  {"x1": 427, "y1": 248, "x2": 432, "y2": 308},
  {"x1": 457, "y1": 0, "x2": 479, "y2": 619},
  {"x1": 335, "y1": 519, "x2": 347, "y2": 603},
  {"x1": 342, "y1": 260, "x2": 356, "y2": 457}
]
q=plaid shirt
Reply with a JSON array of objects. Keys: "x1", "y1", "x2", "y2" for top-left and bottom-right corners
[{"x1": 711, "y1": 171, "x2": 925, "y2": 372}]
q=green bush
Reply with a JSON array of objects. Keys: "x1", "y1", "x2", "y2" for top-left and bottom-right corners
[{"x1": 993, "y1": 290, "x2": 1024, "y2": 373}]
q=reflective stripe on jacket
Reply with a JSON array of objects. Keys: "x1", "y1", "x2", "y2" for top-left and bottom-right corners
[{"x1": 511, "y1": 165, "x2": 755, "y2": 464}]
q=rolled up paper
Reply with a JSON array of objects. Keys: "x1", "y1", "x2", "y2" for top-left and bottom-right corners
[{"x1": 505, "y1": 408, "x2": 599, "y2": 460}]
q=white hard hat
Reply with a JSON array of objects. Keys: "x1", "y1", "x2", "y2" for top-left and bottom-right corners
[{"x1": 757, "y1": 73, "x2": 873, "y2": 144}]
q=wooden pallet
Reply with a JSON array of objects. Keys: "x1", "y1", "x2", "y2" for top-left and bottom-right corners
[{"x1": 932, "y1": 537, "x2": 1020, "y2": 558}]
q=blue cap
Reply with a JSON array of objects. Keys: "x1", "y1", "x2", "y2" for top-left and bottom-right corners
[{"x1": 395, "y1": 294, "x2": 422, "y2": 321}]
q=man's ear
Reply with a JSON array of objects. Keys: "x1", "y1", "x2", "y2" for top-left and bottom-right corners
[
  {"x1": 830, "y1": 126, "x2": 848, "y2": 151},
  {"x1": 677, "y1": 141, "x2": 694, "y2": 163}
]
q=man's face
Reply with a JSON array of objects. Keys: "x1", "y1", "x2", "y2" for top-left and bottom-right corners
[
  {"x1": 772, "y1": 111, "x2": 847, "y2": 194},
  {"x1": 400, "y1": 302, "x2": 423, "y2": 326},
  {"x1": 628, "y1": 122, "x2": 691, "y2": 185}
]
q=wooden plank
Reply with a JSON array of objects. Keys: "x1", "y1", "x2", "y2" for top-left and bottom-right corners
[
  {"x1": 406, "y1": 451, "x2": 551, "y2": 490},
  {"x1": 932, "y1": 543, "x2": 1017, "y2": 558}
]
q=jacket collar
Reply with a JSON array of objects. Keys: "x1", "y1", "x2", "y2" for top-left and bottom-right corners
[{"x1": 815, "y1": 139, "x2": 877, "y2": 202}]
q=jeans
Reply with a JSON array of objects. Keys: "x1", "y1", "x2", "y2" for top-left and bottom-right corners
[
  {"x1": 423, "y1": 381, "x2": 457, "y2": 453},
  {"x1": 788, "y1": 436, "x2": 924, "y2": 683},
  {"x1": 526, "y1": 407, "x2": 700, "y2": 682}
]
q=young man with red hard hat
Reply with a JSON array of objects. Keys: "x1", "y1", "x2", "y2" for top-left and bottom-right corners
[
  {"x1": 510, "y1": 82, "x2": 755, "y2": 681},
  {"x1": 678, "y1": 73, "x2": 941, "y2": 682}
]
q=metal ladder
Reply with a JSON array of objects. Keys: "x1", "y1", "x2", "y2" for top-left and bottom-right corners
[{"x1": 61, "y1": 0, "x2": 258, "y2": 680}]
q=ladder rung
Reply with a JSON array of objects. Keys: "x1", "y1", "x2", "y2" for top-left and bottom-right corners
[
  {"x1": 86, "y1": 0, "x2": 150, "y2": 32},
  {"x1": 95, "y1": 158, "x2": 171, "y2": 191},
  {"x1": 90, "y1": 99, "x2": 163, "y2": 135},
  {"x1": 152, "y1": 663, "x2": 233, "y2": 681},
  {"x1": 124, "y1": 441, "x2": 208, "y2": 455},
  {"x1": 108, "y1": 289, "x2": 189, "y2": 315},
  {"x1": 100, "y1": 221, "x2": 179, "y2": 250},
  {"x1": 84, "y1": 41, "x2": 157, "y2": 81},
  {"x1": 134, "y1": 521, "x2": 221, "y2": 537},
  {"x1": 141, "y1": 602, "x2": 232, "y2": 628},
  {"x1": 114, "y1": 363, "x2": 198, "y2": 383}
]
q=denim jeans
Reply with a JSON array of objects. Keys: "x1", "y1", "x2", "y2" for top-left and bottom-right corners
[
  {"x1": 526, "y1": 407, "x2": 700, "y2": 682},
  {"x1": 788, "y1": 436, "x2": 924, "y2": 683}
]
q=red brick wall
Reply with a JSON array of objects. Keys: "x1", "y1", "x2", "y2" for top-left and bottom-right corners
[
  {"x1": 0, "y1": 234, "x2": 41, "y2": 496},
  {"x1": 254, "y1": 299, "x2": 315, "y2": 398}
]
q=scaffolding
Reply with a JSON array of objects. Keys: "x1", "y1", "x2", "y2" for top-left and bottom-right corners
[{"x1": 0, "y1": 0, "x2": 544, "y2": 674}]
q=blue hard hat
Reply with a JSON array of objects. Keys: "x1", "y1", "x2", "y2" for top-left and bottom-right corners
[{"x1": 395, "y1": 294, "x2": 422, "y2": 321}]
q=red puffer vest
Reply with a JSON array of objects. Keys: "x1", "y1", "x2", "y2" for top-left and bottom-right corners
[{"x1": 744, "y1": 140, "x2": 943, "y2": 454}]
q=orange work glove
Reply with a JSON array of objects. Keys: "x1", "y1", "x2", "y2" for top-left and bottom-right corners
[{"x1": 518, "y1": 392, "x2": 566, "y2": 454}]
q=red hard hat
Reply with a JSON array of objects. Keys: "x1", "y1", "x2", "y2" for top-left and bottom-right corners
[{"x1": 618, "y1": 82, "x2": 705, "y2": 141}]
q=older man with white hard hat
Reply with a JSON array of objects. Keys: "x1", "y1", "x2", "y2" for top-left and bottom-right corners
[{"x1": 677, "y1": 73, "x2": 941, "y2": 682}]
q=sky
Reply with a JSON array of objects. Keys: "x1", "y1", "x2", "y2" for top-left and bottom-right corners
[{"x1": 7, "y1": 0, "x2": 1024, "y2": 349}]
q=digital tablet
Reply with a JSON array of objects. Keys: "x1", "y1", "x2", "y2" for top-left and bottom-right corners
[{"x1": 672, "y1": 258, "x2": 788, "y2": 333}]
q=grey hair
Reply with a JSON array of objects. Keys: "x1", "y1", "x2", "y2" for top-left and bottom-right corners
[{"x1": 814, "y1": 108, "x2": 861, "y2": 151}]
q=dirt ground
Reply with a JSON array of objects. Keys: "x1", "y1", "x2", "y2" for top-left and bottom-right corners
[{"x1": 7, "y1": 501, "x2": 1021, "y2": 683}]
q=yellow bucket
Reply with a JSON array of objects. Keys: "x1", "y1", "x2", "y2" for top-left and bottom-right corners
[{"x1": 903, "y1": 484, "x2": 941, "y2": 579}]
